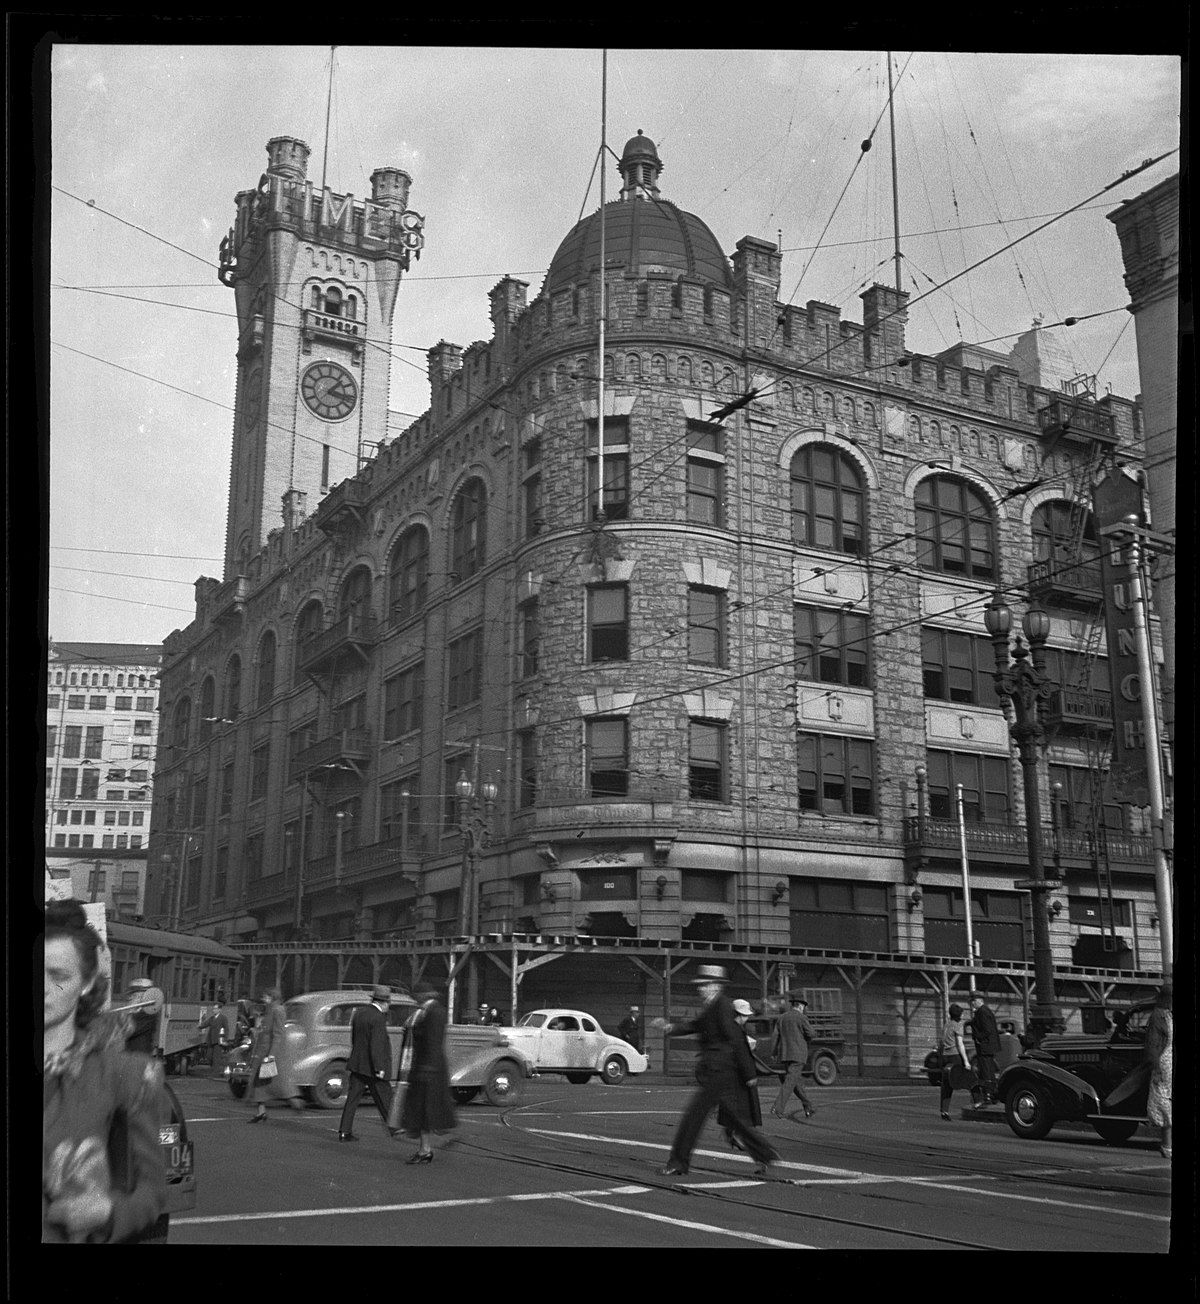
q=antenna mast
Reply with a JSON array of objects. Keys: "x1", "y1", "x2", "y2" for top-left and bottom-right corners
[
  {"x1": 596, "y1": 49, "x2": 608, "y2": 524},
  {"x1": 321, "y1": 46, "x2": 336, "y2": 193},
  {"x1": 887, "y1": 51, "x2": 902, "y2": 295}
]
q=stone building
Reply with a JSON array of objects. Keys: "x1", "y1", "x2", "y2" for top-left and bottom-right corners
[{"x1": 150, "y1": 133, "x2": 1164, "y2": 1056}]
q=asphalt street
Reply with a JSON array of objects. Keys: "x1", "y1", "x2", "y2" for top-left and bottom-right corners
[{"x1": 166, "y1": 1069, "x2": 1171, "y2": 1251}]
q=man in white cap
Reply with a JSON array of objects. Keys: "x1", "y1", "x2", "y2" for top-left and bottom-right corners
[
  {"x1": 770, "y1": 991, "x2": 817, "y2": 1120},
  {"x1": 653, "y1": 966, "x2": 778, "y2": 1178},
  {"x1": 122, "y1": 976, "x2": 165, "y2": 1056},
  {"x1": 338, "y1": 986, "x2": 396, "y2": 1143}
]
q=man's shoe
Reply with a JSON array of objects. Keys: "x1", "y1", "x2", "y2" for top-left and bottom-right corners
[
  {"x1": 752, "y1": 1161, "x2": 771, "y2": 1177},
  {"x1": 804, "y1": 1106, "x2": 817, "y2": 1118},
  {"x1": 338, "y1": 1133, "x2": 359, "y2": 1142},
  {"x1": 940, "y1": 1111, "x2": 952, "y2": 1120},
  {"x1": 657, "y1": 1162, "x2": 688, "y2": 1177}
]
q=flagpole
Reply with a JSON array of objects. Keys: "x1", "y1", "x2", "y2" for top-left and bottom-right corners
[{"x1": 956, "y1": 784, "x2": 976, "y2": 989}]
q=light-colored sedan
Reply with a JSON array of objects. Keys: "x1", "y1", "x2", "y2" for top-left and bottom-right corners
[{"x1": 501, "y1": 1009, "x2": 649, "y2": 1084}]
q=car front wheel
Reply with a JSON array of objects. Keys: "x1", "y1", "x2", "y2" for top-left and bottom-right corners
[
  {"x1": 484, "y1": 1060, "x2": 522, "y2": 1106},
  {"x1": 600, "y1": 1055, "x2": 627, "y2": 1085},
  {"x1": 452, "y1": 1086, "x2": 480, "y2": 1104},
  {"x1": 1004, "y1": 1080, "x2": 1055, "y2": 1140},
  {"x1": 311, "y1": 1061, "x2": 349, "y2": 1110}
]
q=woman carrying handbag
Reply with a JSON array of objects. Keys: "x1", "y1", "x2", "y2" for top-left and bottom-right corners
[
  {"x1": 937, "y1": 1003, "x2": 982, "y2": 1120},
  {"x1": 247, "y1": 988, "x2": 304, "y2": 1122},
  {"x1": 396, "y1": 985, "x2": 457, "y2": 1163}
]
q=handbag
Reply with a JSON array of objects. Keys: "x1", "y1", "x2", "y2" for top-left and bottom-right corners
[
  {"x1": 386, "y1": 1029, "x2": 414, "y2": 1132},
  {"x1": 257, "y1": 1055, "x2": 278, "y2": 1081}
]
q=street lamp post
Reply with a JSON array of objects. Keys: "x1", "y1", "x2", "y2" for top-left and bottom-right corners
[
  {"x1": 456, "y1": 770, "x2": 498, "y2": 1015},
  {"x1": 984, "y1": 592, "x2": 1064, "y2": 1040}
]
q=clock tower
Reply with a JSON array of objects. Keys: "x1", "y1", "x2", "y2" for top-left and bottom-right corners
[{"x1": 217, "y1": 136, "x2": 425, "y2": 578}]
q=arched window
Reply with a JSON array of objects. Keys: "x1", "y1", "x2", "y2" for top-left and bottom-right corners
[
  {"x1": 199, "y1": 676, "x2": 216, "y2": 741},
  {"x1": 255, "y1": 630, "x2": 277, "y2": 708},
  {"x1": 172, "y1": 697, "x2": 192, "y2": 752},
  {"x1": 324, "y1": 286, "x2": 342, "y2": 316},
  {"x1": 915, "y1": 476, "x2": 996, "y2": 579},
  {"x1": 338, "y1": 566, "x2": 373, "y2": 625},
  {"x1": 451, "y1": 480, "x2": 487, "y2": 581},
  {"x1": 226, "y1": 655, "x2": 242, "y2": 721},
  {"x1": 389, "y1": 526, "x2": 429, "y2": 624},
  {"x1": 789, "y1": 445, "x2": 865, "y2": 555},
  {"x1": 1032, "y1": 500, "x2": 1099, "y2": 565},
  {"x1": 294, "y1": 600, "x2": 323, "y2": 684}
]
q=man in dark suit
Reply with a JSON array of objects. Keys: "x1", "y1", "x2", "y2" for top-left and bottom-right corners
[
  {"x1": 771, "y1": 991, "x2": 818, "y2": 1120},
  {"x1": 654, "y1": 965, "x2": 778, "y2": 1178},
  {"x1": 617, "y1": 1005, "x2": 642, "y2": 1052},
  {"x1": 338, "y1": 985, "x2": 395, "y2": 1142},
  {"x1": 968, "y1": 993, "x2": 1001, "y2": 1103}
]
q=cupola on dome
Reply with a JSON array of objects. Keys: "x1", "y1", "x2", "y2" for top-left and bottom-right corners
[{"x1": 545, "y1": 130, "x2": 733, "y2": 294}]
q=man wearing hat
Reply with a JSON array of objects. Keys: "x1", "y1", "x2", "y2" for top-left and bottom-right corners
[
  {"x1": 653, "y1": 966, "x2": 778, "y2": 1178},
  {"x1": 617, "y1": 1005, "x2": 643, "y2": 1053},
  {"x1": 770, "y1": 991, "x2": 818, "y2": 1120},
  {"x1": 121, "y1": 976, "x2": 165, "y2": 1055},
  {"x1": 338, "y1": 985, "x2": 396, "y2": 1143},
  {"x1": 967, "y1": 992, "x2": 1001, "y2": 1104}
]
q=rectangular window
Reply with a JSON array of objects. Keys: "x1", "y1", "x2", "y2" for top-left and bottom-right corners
[
  {"x1": 682, "y1": 870, "x2": 730, "y2": 902},
  {"x1": 115, "y1": 834, "x2": 127, "y2": 849},
  {"x1": 517, "y1": 729, "x2": 537, "y2": 808},
  {"x1": 137, "y1": 696, "x2": 154, "y2": 712},
  {"x1": 70, "y1": 809, "x2": 84, "y2": 825},
  {"x1": 333, "y1": 693, "x2": 366, "y2": 734},
  {"x1": 380, "y1": 779, "x2": 418, "y2": 844},
  {"x1": 81, "y1": 835, "x2": 95, "y2": 848},
  {"x1": 587, "y1": 418, "x2": 630, "y2": 521},
  {"x1": 59, "y1": 768, "x2": 78, "y2": 799},
  {"x1": 213, "y1": 845, "x2": 229, "y2": 900},
  {"x1": 921, "y1": 628, "x2": 991, "y2": 704},
  {"x1": 84, "y1": 726, "x2": 104, "y2": 758},
  {"x1": 432, "y1": 889, "x2": 461, "y2": 939},
  {"x1": 686, "y1": 425, "x2": 724, "y2": 525},
  {"x1": 89, "y1": 695, "x2": 107, "y2": 710},
  {"x1": 790, "y1": 878, "x2": 890, "y2": 951},
  {"x1": 131, "y1": 810, "x2": 144, "y2": 826},
  {"x1": 130, "y1": 835, "x2": 142, "y2": 849},
  {"x1": 133, "y1": 719, "x2": 153, "y2": 736},
  {"x1": 48, "y1": 694, "x2": 60, "y2": 710},
  {"x1": 523, "y1": 438, "x2": 543, "y2": 536},
  {"x1": 104, "y1": 810, "x2": 117, "y2": 826},
  {"x1": 520, "y1": 600, "x2": 540, "y2": 678},
  {"x1": 80, "y1": 769, "x2": 99, "y2": 800},
  {"x1": 131, "y1": 744, "x2": 151, "y2": 760},
  {"x1": 383, "y1": 663, "x2": 425, "y2": 740},
  {"x1": 102, "y1": 835, "x2": 114, "y2": 849},
  {"x1": 288, "y1": 720, "x2": 316, "y2": 782},
  {"x1": 797, "y1": 733, "x2": 875, "y2": 815},
  {"x1": 794, "y1": 607, "x2": 869, "y2": 686},
  {"x1": 250, "y1": 743, "x2": 270, "y2": 802},
  {"x1": 924, "y1": 887, "x2": 1025, "y2": 962},
  {"x1": 444, "y1": 757, "x2": 469, "y2": 832},
  {"x1": 83, "y1": 810, "x2": 96, "y2": 826},
  {"x1": 69, "y1": 695, "x2": 87, "y2": 710},
  {"x1": 926, "y1": 750, "x2": 1010, "y2": 823},
  {"x1": 190, "y1": 776, "x2": 208, "y2": 827},
  {"x1": 687, "y1": 587, "x2": 725, "y2": 667},
  {"x1": 689, "y1": 719, "x2": 727, "y2": 801},
  {"x1": 118, "y1": 810, "x2": 130, "y2": 826},
  {"x1": 588, "y1": 584, "x2": 628, "y2": 662},
  {"x1": 63, "y1": 726, "x2": 82, "y2": 758},
  {"x1": 106, "y1": 790, "x2": 123, "y2": 803},
  {"x1": 48, "y1": 727, "x2": 58, "y2": 753},
  {"x1": 219, "y1": 763, "x2": 235, "y2": 817},
  {"x1": 587, "y1": 718, "x2": 628, "y2": 797},
  {"x1": 1049, "y1": 764, "x2": 1125, "y2": 836},
  {"x1": 129, "y1": 769, "x2": 148, "y2": 784},
  {"x1": 244, "y1": 833, "x2": 263, "y2": 885},
  {"x1": 446, "y1": 631, "x2": 483, "y2": 710}
]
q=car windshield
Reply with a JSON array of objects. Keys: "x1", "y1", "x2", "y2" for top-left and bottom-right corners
[
  {"x1": 284, "y1": 1002, "x2": 307, "y2": 1023},
  {"x1": 517, "y1": 1013, "x2": 547, "y2": 1027}
]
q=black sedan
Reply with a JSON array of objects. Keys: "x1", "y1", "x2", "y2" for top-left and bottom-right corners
[{"x1": 997, "y1": 1003, "x2": 1155, "y2": 1143}]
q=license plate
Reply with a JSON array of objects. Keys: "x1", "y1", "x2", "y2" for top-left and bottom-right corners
[
  {"x1": 165, "y1": 1140, "x2": 194, "y2": 1184},
  {"x1": 159, "y1": 1124, "x2": 181, "y2": 1146}
]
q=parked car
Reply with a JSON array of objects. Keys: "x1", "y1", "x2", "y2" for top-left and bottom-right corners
[
  {"x1": 998, "y1": 1002, "x2": 1156, "y2": 1143},
  {"x1": 224, "y1": 989, "x2": 534, "y2": 1108},
  {"x1": 500, "y1": 1009, "x2": 649, "y2": 1084},
  {"x1": 742, "y1": 1013, "x2": 842, "y2": 1086}
]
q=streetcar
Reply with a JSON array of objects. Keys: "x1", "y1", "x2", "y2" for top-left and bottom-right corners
[{"x1": 105, "y1": 919, "x2": 244, "y2": 1074}]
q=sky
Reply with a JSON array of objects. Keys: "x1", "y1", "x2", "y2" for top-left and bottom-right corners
[{"x1": 46, "y1": 44, "x2": 1181, "y2": 647}]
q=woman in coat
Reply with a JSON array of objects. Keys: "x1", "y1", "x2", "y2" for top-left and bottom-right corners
[
  {"x1": 716, "y1": 998, "x2": 764, "y2": 1150},
  {"x1": 247, "y1": 988, "x2": 303, "y2": 1122},
  {"x1": 43, "y1": 899, "x2": 167, "y2": 1243},
  {"x1": 399, "y1": 985, "x2": 457, "y2": 1163},
  {"x1": 1145, "y1": 985, "x2": 1172, "y2": 1160},
  {"x1": 938, "y1": 1003, "x2": 982, "y2": 1119}
]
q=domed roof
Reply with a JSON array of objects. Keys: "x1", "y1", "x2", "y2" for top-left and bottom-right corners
[
  {"x1": 545, "y1": 131, "x2": 732, "y2": 294},
  {"x1": 546, "y1": 199, "x2": 732, "y2": 294}
]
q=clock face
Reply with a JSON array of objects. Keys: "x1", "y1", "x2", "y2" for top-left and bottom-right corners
[{"x1": 301, "y1": 361, "x2": 358, "y2": 422}]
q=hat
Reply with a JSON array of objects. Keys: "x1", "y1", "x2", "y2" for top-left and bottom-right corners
[
  {"x1": 414, "y1": 985, "x2": 439, "y2": 1001},
  {"x1": 130, "y1": 978, "x2": 152, "y2": 990},
  {"x1": 372, "y1": 985, "x2": 392, "y2": 1003},
  {"x1": 788, "y1": 990, "x2": 809, "y2": 1006},
  {"x1": 692, "y1": 964, "x2": 729, "y2": 985},
  {"x1": 629, "y1": 1005, "x2": 639, "y2": 1012},
  {"x1": 970, "y1": 992, "x2": 985, "y2": 1003},
  {"x1": 731, "y1": 998, "x2": 756, "y2": 1018}
]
